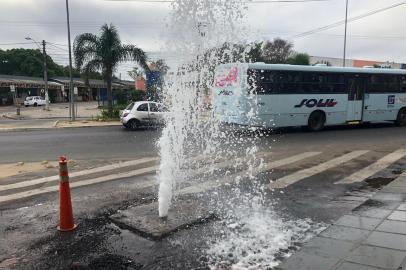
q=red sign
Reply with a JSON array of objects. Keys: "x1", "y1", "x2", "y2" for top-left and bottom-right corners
[{"x1": 214, "y1": 66, "x2": 238, "y2": 87}]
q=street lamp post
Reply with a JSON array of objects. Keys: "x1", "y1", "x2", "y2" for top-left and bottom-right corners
[
  {"x1": 343, "y1": 0, "x2": 349, "y2": 67},
  {"x1": 66, "y1": 0, "x2": 75, "y2": 121},
  {"x1": 25, "y1": 37, "x2": 50, "y2": 110}
]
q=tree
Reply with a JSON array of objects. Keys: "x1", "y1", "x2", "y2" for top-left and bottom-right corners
[
  {"x1": 150, "y1": 59, "x2": 169, "y2": 76},
  {"x1": 262, "y1": 38, "x2": 293, "y2": 64},
  {"x1": 127, "y1": 66, "x2": 143, "y2": 81},
  {"x1": 74, "y1": 23, "x2": 149, "y2": 115},
  {"x1": 287, "y1": 53, "x2": 310, "y2": 65}
]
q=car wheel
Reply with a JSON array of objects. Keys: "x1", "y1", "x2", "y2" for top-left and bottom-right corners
[
  {"x1": 396, "y1": 108, "x2": 406, "y2": 127},
  {"x1": 34, "y1": 103, "x2": 38, "y2": 107},
  {"x1": 127, "y1": 119, "x2": 140, "y2": 131},
  {"x1": 25, "y1": 105, "x2": 28, "y2": 107},
  {"x1": 308, "y1": 111, "x2": 326, "y2": 131}
]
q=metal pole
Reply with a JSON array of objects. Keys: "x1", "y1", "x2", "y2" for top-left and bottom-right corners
[
  {"x1": 42, "y1": 40, "x2": 50, "y2": 110},
  {"x1": 66, "y1": 0, "x2": 75, "y2": 121},
  {"x1": 343, "y1": 0, "x2": 349, "y2": 67}
]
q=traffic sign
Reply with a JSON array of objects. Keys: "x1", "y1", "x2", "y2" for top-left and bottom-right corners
[{"x1": 10, "y1": 85, "x2": 15, "y2": 92}]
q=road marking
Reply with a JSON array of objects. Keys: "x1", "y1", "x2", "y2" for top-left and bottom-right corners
[
  {"x1": 0, "y1": 166, "x2": 159, "y2": 203},
  {"x1": 179, "y1": 151, "x2": 322, "y2": 195},
  {"x1": 335, "y1": 149, "x2": 406, "y2": 184},
  {"x1": 0, "y1": 157, "x2": 159, "y2": 192},
  {"x1": 186, "y1": 151, "x2": 274, "y2": 178},
  {"x1": 269, "y1": 150, "x2": 369, "y2": 189},
  {"x1": 0, "y1": 151, "x2": 320, "y2": 203}
]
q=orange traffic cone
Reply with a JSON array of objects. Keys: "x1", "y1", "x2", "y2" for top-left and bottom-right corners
[{"x1": 57, "y1": 156, "x2": 77, "y2": 231}]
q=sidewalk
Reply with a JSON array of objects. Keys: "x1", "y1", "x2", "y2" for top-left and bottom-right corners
[
  {"x1": 277, "y1": 171, "x2": 406, "y2": 270},
  {"x1": 0, "y1": 119, "x2": 121, "y2": 132},
  {"x1": 0, "y1": 101, "x2": 100, "y2": 120}
]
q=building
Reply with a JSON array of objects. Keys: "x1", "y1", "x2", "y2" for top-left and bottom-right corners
[
  {"x1": 0, "y1": 74, "x2": 63, "y2": 106},
  {"x1": 310, "y1": 56, "x2": 405, "y2": 69},
  {"x1": 0, "y1": 74, "x2": 136, "y2": 106}
]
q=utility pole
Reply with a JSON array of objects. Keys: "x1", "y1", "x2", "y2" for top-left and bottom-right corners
[
  {"x1": 343, "y1": 0, "x2": 349, "y2": 67},
  {"x1": 66, "y1": 0, "x2": 75, "y2": 120},
  {"x1": 42, "y1": 40, "x2": 50, "y2": 110}
]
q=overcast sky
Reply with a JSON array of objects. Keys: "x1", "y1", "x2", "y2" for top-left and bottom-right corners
[{"x1": 1, "y1": 0, "x2": 406, "y2": 80}]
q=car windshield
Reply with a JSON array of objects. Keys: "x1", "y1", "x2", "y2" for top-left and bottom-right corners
[{"x1": 26, "y1": 97, "x2": 33, "y2": 101}]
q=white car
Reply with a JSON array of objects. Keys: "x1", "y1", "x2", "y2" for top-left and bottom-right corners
[
  {"x1": 24, "y1": 96, "x2": 47, "y2": 107},
  {"x1": 120, "y1": 101, "x2": 168, "y2": 130}
]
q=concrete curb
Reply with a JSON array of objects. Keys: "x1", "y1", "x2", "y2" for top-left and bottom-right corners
[
  {"x1": 0, "y1": 121, "x2": 122, "y2": 132},
  {"x1": 1, "y1": 114, "x2": 25, "y2": 120}
]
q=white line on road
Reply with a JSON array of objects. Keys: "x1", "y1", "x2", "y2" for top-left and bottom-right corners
[
  {"x1": 0, "y1": 166, "x2": 159, "y2": 203},
  {"x1": 269, "y1": 150, "x2": 369, "y2": 189},
  {"x1": 179, "y1": 151, "x2": 322, "y2": 195},
  {"x1": 0, "y1": 151, "x2": 321, "y2": 203},
  {"x1": 0, "y1": 157, "x2": 159, "y2": 192},
  {"x1": 335, "y1": 149, "x2": 406, "y2": 185}
]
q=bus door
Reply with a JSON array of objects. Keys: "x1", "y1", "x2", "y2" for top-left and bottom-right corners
[{"x1": 346, "y1": 75, "x2": 365, "y2": 122}]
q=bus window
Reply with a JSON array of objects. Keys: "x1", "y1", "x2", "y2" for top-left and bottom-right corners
[
  {"x1": 370, "y1": 74, "x2": 399, "y2": 93},
  {"x1": 401, "y1": 76, "x2": 406, "y2": 93},
  {"x1": 327, "y1": 74, "x2": 346, "y2": 93},
  {"x1": 276, "y1": 72, "x2": 302, "y2": 94},
  {"x1": 386, "y1": 75, "x2": 400, "y2": 92},
  {"x1": 247, "y1": 69, "x2": 276, "y2": 94},
  {"x1": 302, "y1": 72, "x2": 326, "y2": 93},
  {"x1": 369, "y1": 75, "x2": 386, "y2": 93}
]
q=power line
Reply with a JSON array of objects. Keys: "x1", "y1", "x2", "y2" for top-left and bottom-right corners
[
  {"x1": 290, "y1": 1, "x2": 406, "y2": 39},
  {"x1": 0, "y1": 42, "x2": 36, "y2": 46},
  {"x1": 47, "y1": 42, "x2": 69, "y2": 52}
]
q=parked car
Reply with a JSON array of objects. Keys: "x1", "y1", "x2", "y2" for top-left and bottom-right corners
[
  {"x1": 120, "y1": 101, "x2": 168, "y2": 130},
  {"x1": 24, "y1": 96, "x2": 47, "y2": 107}
]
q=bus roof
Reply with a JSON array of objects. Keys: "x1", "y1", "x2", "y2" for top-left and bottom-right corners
[{"x1": 221, "y1": 63, "x2": 406, "y2": 75}]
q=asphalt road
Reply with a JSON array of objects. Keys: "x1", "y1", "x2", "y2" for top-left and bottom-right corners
[
  {"x1": 0, "y1": 126, "x2": 161, "y2": 163},
  {"x1": 1, "y1": 124, "x2": 406, "y2": 269},
  {"x1": 1, "y1": 123, "x2": 405, "y2": 164}
]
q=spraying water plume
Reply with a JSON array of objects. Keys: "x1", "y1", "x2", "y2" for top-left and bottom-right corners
[{"x1": 157, "y1": 0, "x2": 250, "y2": 217}]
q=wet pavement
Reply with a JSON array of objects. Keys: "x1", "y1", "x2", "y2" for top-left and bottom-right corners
[
  {"x1": 0, "y1": 124, "x2": 406, "y2": 269},
  {"x1": 277, "y1": 171, "x2": 406, "y2": 270}
]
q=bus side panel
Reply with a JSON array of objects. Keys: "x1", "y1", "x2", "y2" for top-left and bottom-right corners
[
  {"x1": 363, "y1": 93, "x2": 406, "y2": 122},
  {"x1": 257, "y1": 94, "x2": 348, "y2": 128}
]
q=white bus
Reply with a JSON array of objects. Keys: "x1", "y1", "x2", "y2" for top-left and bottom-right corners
[{"x1": 212, "y1": 63, "x2": 406, "y2": 131}]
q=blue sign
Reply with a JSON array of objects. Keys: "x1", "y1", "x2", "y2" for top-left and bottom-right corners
[
  {"x1": 146, "y1": 71, "x2": 161, "y2": 88},
  {"x1": 388, "y1": 95, "x2": 395, "y2": 107}
]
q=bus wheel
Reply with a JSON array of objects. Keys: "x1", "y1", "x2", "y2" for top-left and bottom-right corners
[
  {"x1": 308, "y1": 111, "x2": 326, "y2": 131},
  {"x1": 396, "y1": 108, "x2": 406, "y2": 126}
]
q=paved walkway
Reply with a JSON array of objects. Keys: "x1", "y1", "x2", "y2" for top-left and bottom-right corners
[
  {"x1": 0, "y1": 119, "x2": 121, "y2": 132},
  {"x1": 0, "y1": 101, "x2": 101, "y2": 119},
  {"x1": 277, "y1": 171, "x2": 406, "y2": 270}
]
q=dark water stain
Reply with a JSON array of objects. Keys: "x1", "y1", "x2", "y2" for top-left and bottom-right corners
[{"x1": 364, "y1": 177, "x2": 395, "y2": 189}]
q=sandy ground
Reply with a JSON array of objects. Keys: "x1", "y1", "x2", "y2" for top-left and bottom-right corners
[{"x1": 0, "y1": 161, "x2": 59, "y2": 180}]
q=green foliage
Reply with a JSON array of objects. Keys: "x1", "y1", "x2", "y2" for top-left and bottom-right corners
[
  {"x1": 262, "y1": 38, "x2": 294, "y2": 64},
  {"x1": 287, "y1": 53, "x2": 310, "y2": 66},
  {"x1": 98, "y1": 104, "x2": 127, "y2": 120},
  {"x1": 130, "y1": 90, "x2": 146, "y2": 102},
  {"x1": 74, "y1": 23, "x2": 148, "y2": 115},
  {"x1": 0, "y1": 48, "x2": 101, "y2": 79}
]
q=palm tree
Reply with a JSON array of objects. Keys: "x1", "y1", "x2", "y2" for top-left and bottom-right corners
[{"x1": 74, "y1": 23, "x2": 148, "y2": 115}]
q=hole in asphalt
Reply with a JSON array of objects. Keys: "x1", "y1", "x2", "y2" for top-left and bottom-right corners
[
  {"x1": 392, "y1": 169, "x2": 403, "y2": 175},
  {"x1": 364, "y1": 177, "x2": 395, "y2": 189}
]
